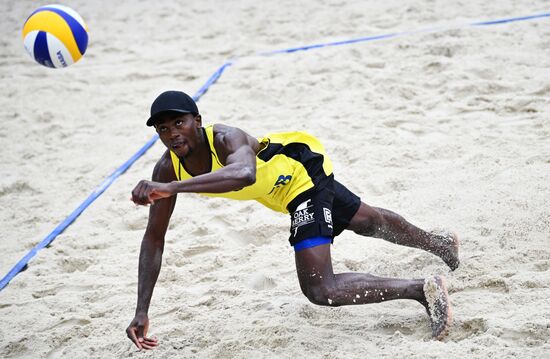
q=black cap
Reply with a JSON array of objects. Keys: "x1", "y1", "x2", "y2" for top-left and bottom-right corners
[{"x1": 146, "y1": 90, "x2": 199, "y2": 126}]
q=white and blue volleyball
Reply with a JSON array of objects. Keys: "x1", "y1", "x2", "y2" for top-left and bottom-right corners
[{"x1": 22, "y1": 4, "x2": 88, "y2": 68}]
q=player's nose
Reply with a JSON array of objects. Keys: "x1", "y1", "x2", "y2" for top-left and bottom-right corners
[{"x1": 169, "y1": 127, "x2": 181, "y2": 139}]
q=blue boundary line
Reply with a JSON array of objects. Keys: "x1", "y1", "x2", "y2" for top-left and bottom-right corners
[
  {"x1": 194, "y1": 60, "x2": 234, "y2": 99},
  {"x1": 471, "y1": 12, "x2": 549, "y2": 26},
  {"x1": 1, "y1": 11, "x2": 548, "y2": 292},
  {"x1": 0, "y1": 134, "x2": 159, "y2": 290},
  {"x1": 257, "y1": 12, "x2": 549, "y2": 57},
  {"x1": 258, "y1": 33, "x2": 398, "y2": 56}
]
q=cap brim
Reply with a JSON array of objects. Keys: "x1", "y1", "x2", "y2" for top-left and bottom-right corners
[{"x1": 146, "y1": 109, "x2": 194, "y2": 126}]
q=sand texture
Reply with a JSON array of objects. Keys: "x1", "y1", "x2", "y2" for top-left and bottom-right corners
[{"x1": 1, "y1": 1, "x2": 549, "y2": 358}]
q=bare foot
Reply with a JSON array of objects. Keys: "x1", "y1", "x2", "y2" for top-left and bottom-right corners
[
  {"x1": 431, "y1": 230, "x2": 460, "y2": 271},
  {"x1": 422, "y1": 275, "x2": 452, "y2": 340}
]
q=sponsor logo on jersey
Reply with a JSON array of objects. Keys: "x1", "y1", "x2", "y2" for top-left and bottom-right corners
[{"x1": 268, "y1": 174, "x2": 292, "y2": 194}]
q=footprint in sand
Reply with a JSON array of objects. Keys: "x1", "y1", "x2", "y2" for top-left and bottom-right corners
[
  {"x1": 532, "y1": 260, "x2": 550, "y2": 272},
  {"x1": 248, "y1": 273, "x2": 277, "y2": 291},
  {"x1": 32, "y1": 286, "x2": 61, "y2": 299},
  {"x1": 0, "y1": 180, "x2": 36, "y2": 197},
  {"x1": 58, "y1": 257, "x2": 95, "y2": 273},
  {"x1": 182, "y1": 244, "x2": 220, "y2": 257},
  {"x1": 447, "y1": 317, "x2": 488, "y2": 341},
  {"x1": 51, "y1": 317, "x2": 91, "y2": 330},
  {"x1": 374, "y1": 316, "x2": 421, "y2": 337},
  {"x1": 453, "y1": 276, "x2": 509, "y2": 295}
]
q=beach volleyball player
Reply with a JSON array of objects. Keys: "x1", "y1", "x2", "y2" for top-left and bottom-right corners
[{"x1": 126, "y1": 91, "x2": 460, "y2": 349}]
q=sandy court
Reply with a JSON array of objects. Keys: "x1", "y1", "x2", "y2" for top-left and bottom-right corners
[{"x1": 1, "y1": 0, "x2": 549, "y2": 357}]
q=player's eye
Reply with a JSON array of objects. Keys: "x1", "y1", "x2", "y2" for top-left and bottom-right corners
[
  {"x1": 175, "y1": 119, "x2": 183, "y2": 126},
  {"x1": 158, "y1": 126, "x2": 168, "y2": 132}
]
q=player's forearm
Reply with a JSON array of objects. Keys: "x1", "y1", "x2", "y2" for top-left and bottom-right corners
[
  {"x1": 169, "y1": 163, "x2": 255, "y2": 194},
  {"x1": 135, "y1": 237, "x2": 164, "y2": 315}
]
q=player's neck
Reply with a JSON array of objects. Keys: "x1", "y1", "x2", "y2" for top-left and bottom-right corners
[{"x1": 181, "y1": 128, "x2": 212, "y2": 175}]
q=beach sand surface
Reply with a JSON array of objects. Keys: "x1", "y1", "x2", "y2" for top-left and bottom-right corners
[{"x1": 1, "y1": 1, "x2": 549, "y2": 357}]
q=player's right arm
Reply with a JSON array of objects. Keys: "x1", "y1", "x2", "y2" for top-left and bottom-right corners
[{"x1": 126, "y1": 150, "x2": 177, "y2": 350}]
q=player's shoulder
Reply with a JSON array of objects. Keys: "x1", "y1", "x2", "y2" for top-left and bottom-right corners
[
  {"x1": 152, "y1": 150, "x2": 177, "y2": 182},
  {"x1": 210, "y1": 124, "x2": 258, "y2": 162},
  {"x1": 212, "y1": 123, "x2": 243, "y2": 135},
  {"x1": 212, "y1": 123, "x2": 250, "y2": 142}
]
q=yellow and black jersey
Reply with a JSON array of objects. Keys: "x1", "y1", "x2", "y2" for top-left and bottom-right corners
[{"x1": 169, "y1": 125, "x2": 333, "y2": 213}]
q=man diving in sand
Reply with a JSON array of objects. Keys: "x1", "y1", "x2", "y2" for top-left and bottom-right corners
[{"x1": 126, "y1": 90, "x2": 459, "y2": 349}]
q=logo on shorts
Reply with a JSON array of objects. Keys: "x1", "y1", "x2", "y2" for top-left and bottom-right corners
[
  {"x1": 291, "y1": 199, "x2": 314, "y2": 236},
  {"x1": 268, "y1": 174, "x2": 292, "y2": 194},
  {"x1": 323, "y1": 208, "x2": 333, "y2": 228}
]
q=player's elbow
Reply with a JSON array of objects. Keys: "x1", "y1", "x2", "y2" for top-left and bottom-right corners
[{"x1": 237, "y1": 165, "x2": 256, "y2": 186}]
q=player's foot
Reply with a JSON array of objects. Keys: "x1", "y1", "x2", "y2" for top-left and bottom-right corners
[
  {"x1": 431, "y1": 230, "x2": 460, "y2": 271},
  {"x1": 422, "y1": 275, "x2": 452, "y2": 340}
]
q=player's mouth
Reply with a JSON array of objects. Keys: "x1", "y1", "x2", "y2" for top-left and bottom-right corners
[{"x1": 171, "y1": 141, "x2": 186, "y2": 149}]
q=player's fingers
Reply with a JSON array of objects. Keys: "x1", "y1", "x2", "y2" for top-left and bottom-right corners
[
  {"x1": 143, "y1": 336, "x2": 158, "y2": 344},
  {"x1": 140, "y1": 340, "x2": 158, "y2": 350},
  {"x1": 136, "y1": 182, "x2": 153, "y2": 206},
  {"x1": 136, "y1": 183, "x2": 149, "y2": 205},
  {"x1": 132, "y1": 182, "x2": 149, "y2": 205},
  {"x1": 131, "y1": 184, "x2": 141, "y2": 204},
  {"x1": 126, "y1": 327, "x2": 142, "y2": 349}
]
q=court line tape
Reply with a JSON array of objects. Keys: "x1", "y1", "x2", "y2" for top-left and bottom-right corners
[
  {"x1": 1, "y1": 11, "x2": 548, "y2": 291},
  {"x1": 257, "y1": 12, "x2": 549, "y2": 56}
]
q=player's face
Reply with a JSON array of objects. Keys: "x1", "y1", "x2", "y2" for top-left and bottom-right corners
[{"x1": 155, "y1": 113, "x2": 202, "y2": 158}]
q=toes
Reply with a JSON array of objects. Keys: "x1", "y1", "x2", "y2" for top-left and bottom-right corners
[{"x1": 424, "y1": 276, "x2": 452, "y2": 340}]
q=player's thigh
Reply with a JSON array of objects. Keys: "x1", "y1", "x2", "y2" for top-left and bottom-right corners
[{"x1": 294, "y1": 244, "x2": 335, "y2": 290}]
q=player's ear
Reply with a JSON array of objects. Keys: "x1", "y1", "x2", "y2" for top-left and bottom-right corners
[{"x1": 194, "y1": 114, "x2": 202, "y2": 127}]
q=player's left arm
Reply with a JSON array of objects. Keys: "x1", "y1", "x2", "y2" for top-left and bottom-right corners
[
  {"x1": 172, "y1": 124, "x2": 257, "y2": 193},
  {"x1": 134, "y1": 125, "x2": 257, "y2": 205}
]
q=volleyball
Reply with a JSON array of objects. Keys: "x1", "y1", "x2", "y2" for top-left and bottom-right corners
[{"x1": 22, "y1": 4, "x2": 88, "y2": 68}]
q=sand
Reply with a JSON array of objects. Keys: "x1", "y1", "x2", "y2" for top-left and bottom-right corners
[{"x1": 1, "y1": 0, "x2": 549, "y2": 357}]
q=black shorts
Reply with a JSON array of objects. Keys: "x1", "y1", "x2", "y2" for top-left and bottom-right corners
[{"x1": 286, "y1": 176, "x2": 361, "y2": 246}]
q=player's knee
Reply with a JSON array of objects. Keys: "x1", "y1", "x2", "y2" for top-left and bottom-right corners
[
  {"x1": 301, "y1": 284, "x2": 338, "y2": 307},
  {"x1": 351, "y1": 206, "x2": 385, "y2": 237}
]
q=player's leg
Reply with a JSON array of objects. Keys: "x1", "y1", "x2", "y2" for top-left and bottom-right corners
[
  {"x1": 294, "y1": 242, "x2": 452, "y2": 339},
  {"x1": 295, "y1": 242, "x2": 425, "y2": 305},
  {"x1": 330, "y1": 180, "x2": 459, "y2": 270},
  {"x1": 346, "y1": 201, "x2": 459, "y2": 270}
]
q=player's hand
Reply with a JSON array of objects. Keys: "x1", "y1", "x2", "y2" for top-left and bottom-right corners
[
  {"x1": 126, "y1": 313, "x2": 158, "y2": 350},
  {"x1": 131, "y1": 180, "x2": 173, "y2": 206}
]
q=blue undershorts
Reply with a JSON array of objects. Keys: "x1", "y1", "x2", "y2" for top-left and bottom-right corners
[{"x1": 293, "y1": 236, "x2": 332, "y2": 252}]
